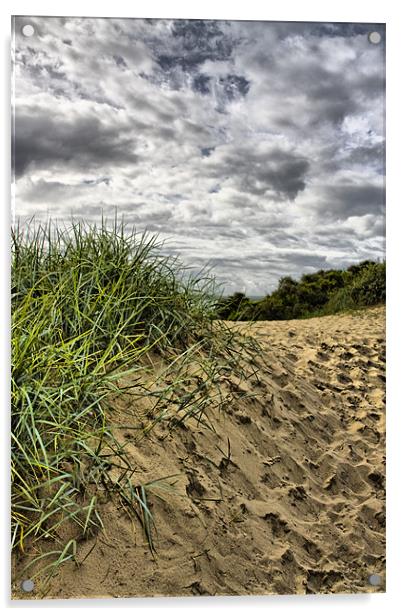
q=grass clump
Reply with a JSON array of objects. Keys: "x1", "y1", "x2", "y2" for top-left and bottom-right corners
[{"x1": 11, "y1": 218, "x2": 257, "y2": 582}]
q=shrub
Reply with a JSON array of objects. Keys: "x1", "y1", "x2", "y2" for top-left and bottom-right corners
[
  {"x1": 350, "y1": 261, "x2": 386, "y2": 306},
  {"x1": 216, "y1": 260, "x2": 385, "y2": 322}
]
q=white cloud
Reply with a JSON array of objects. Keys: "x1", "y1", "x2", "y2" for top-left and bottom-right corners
[{"x1": 13, "y1": 17, "x2": 385, "y2": 294}]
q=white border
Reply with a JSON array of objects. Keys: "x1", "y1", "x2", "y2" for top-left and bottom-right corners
[{"x1": 2, "y1": 1, "x2": 401, "y2": 615}]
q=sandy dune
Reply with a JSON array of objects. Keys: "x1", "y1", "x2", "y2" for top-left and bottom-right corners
[{"x1": 13, "y1": 306, "x2": 385, "y2": 598}]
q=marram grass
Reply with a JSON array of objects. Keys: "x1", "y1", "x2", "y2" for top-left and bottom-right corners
[{"x1": 11, "y1": 218, "x2": 258, "y2": 586}]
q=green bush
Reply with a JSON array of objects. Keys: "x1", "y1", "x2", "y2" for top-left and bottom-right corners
[
  {"x1": 323, "y1": 286, "x2": 354, "y2": 314},
  {"x1": 216, "y1": 260, "x2": 385, "y2": 321},
  {"x1": 350, "y1": 262, "x2": 386, "y2": 306},
  {"x1": 214, "y1": 292, "x2": 255, "y2": 320}
]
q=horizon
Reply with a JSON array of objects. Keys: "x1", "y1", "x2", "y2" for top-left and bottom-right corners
[{"x1": 11, "y1": 214, "x2": 384, "y2": 296}]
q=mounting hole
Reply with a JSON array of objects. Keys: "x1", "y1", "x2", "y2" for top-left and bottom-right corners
[
  {"x1": 368, "y1": 31, "x2": 381, "y2": 45},
  {"x1": 21, "y1": 579, "x2": 35, "y2": 592},
  {"x1": 368, "y1": 573, "x2": 382, "y2": 586},
  {"x1": 22, "y1": 24, "x2": 35, "y2": 37}
]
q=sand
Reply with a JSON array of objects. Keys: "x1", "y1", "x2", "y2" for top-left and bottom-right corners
[{"x1": 12, "y1": 306, "x2": 385, "y2": 598}]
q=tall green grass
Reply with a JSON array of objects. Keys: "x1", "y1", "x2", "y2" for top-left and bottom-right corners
[{"x1": 11, "y1": 218, "x2": 258, "y2": 581}]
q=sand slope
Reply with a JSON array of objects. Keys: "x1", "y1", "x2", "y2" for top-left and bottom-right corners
[{"x1": 13, "y1": 306, "x2": 385, "y2": 598}]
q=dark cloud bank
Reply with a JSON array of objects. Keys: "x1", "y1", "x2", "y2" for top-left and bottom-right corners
[{"x1": 12, "y1": 17, "x2": 385, "y2": 295}]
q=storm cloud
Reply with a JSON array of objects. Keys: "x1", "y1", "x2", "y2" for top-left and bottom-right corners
[
  {"x1": 14, "y1": 107, "x2": 138, "y2": 177},
  {"x1": 12, "y1": 17, "x2": 385, "y2": 295}
]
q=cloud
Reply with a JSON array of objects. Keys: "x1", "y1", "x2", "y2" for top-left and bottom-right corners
[
  {"x1": 320, "y1": 183, "x2": 385, "y2": 218},
  {"x1": 13, "y1": 17, "x2": 385, "y2": 295},
  {"x1": 202, "y1": 142, "x2": 310, "y2": 200},
  {"x1": 14, "y1": 103, "x2": 138, "y2": 177}
]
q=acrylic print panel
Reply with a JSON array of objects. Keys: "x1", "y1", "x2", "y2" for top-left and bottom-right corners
[{"x1": 11, "y1": 16, "x2": 386, "y2": 599}]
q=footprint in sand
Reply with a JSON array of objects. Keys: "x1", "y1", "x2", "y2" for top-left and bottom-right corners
[
  {"x1": 271, "y1": 371, "x2": 290, "y2": 388},
  {"x1": 302, "y1": 539, "x2": 322, "y2": 562},
  {"x1": 264, "y1": 513, "x2": 291, "y2": 538},
  {"x1": 306, "y1": 569, "x2": 344, "y2": 593},
  {"x1": 186, "y1": 472, "x2": 206, "y2": 498}
]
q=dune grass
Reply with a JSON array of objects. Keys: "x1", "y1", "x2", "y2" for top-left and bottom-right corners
[{"x1": 11, "y1": 218, "x2": 258, "y2": 585}]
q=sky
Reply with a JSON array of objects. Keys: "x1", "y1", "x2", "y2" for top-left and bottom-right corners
[{"x1": 12, "y1": 17, "x2": 385, "y2": 296}]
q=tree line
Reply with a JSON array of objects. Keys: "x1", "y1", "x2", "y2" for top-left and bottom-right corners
[{"x1": 215, "y1": 260, "x2": 386, "y2": 321}]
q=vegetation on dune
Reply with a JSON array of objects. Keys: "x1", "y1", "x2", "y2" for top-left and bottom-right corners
[
  {"x1": 10, "y1": 216, "x2": 385, "y2": 590},
  {"x1": 215, "y1": 260, "x2": 386, "y2": 321},
  {"x1": 11, "y1": 219, "x2": 258, "y2": 588}
]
